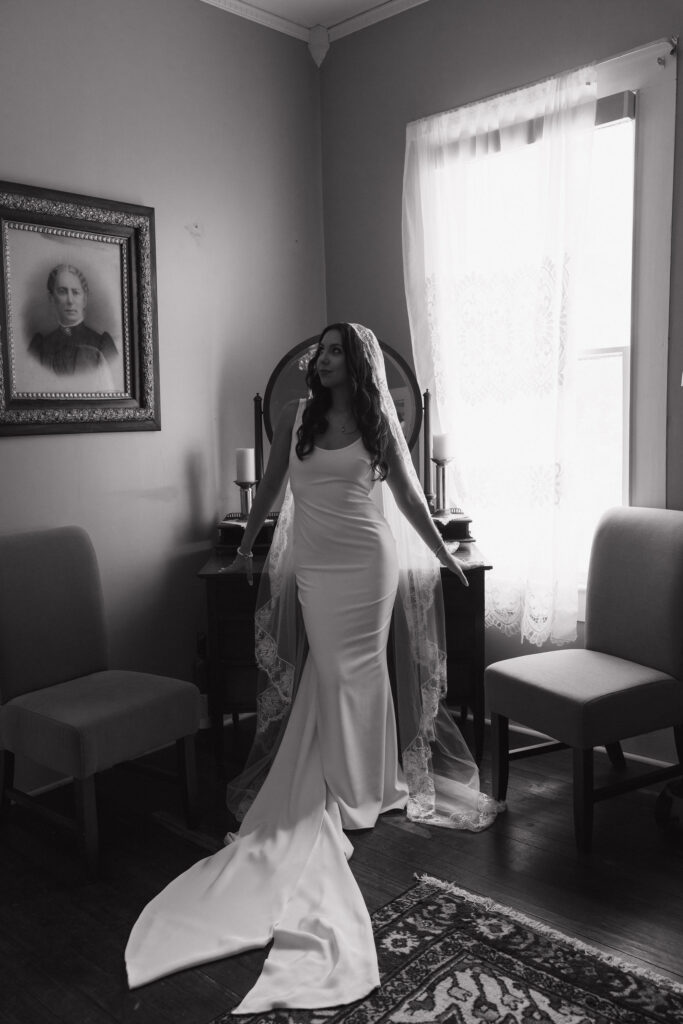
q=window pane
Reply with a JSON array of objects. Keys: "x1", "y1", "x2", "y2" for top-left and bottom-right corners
[
  {"x1": 575, "y1": 118, "x2": 634, "y2": 574},
  {"x1": 576, "y1": 350, "x2": 627, "y2": 571},
  {"x1": 575, "y1": 119, "x2": 635, "y2": 353}
]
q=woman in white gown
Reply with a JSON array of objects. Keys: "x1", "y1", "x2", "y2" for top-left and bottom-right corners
[{"x1": 125, "y1": 324, "x2": 500, "y2": 1013}]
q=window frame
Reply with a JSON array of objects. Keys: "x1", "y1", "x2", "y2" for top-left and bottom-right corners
[
  {"x1": 576, "y1": 39, "x2": 676, "y2": 620},
  {"x1": 575, "y1": 111, "x2": 634, "y2": 582},
  {"x1": 595, "y1": 40, "x2": 676, "y2": 511},
  {"x1": 579, "y1": 345, "x2": 632, "y2": 506}
]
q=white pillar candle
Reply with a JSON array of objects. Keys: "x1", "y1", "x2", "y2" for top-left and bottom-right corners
[
  {"x1": 235, "y1": 447, "x2": 256, "y2": 482},
  {"x1": 432, "y1": 433, "x2": 454, "y2": 461}
]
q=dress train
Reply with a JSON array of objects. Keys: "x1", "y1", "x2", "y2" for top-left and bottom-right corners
[{"x1": 125, "y1": 651, "x2": 383, "y2": 1012}]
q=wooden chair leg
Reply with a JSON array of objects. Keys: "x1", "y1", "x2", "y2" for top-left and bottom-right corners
[
  {"x1": 75, "y1": 776, "x2": 99, "y2": 877},
  {"x1": 0, "y1": 750, "x2": 15, "y2": 822},
  {"x1": 606, "y1": 742, "x2": 626, "y2": 769},
  {"x1": 491, "y1": 712, "x2": 509, "y2": 801},
  {"x1": 573, "y1": 747, "x2": 594, "y2": 854},
  {"x1": 177, "y1": 735, "x2": 199, "y2": 830}
]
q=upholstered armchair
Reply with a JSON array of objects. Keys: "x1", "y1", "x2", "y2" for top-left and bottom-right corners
[
  {"x1": 0, "y1": 526, "x2": 200, "y2": 874},
  {"x1": 485, "y1": 506, "x2": 683, "y2": 853}
]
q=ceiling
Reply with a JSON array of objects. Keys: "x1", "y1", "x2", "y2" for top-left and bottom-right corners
[{"x1": 200, "y1": 0, "x2": 430, "y2": 43}]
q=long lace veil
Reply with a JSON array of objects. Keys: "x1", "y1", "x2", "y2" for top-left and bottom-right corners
[{"x1": 226, "y1": 324, "x2": 500, "y2": 831}]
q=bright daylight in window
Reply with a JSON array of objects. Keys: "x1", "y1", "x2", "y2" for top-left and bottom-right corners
[
  {"x1": 404, "y1": 40, "x2": 674, "y2": 643},
  {"x1": 436, "y1": 113, "x2": 637, "y2": 586},
  {"x1": 574, "y1": 116, "x2": 635, "y2": 577}
]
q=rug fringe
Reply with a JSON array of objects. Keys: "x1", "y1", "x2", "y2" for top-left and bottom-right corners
[{"x1": 414, "y1": 873, "x2": 683, "y2": 996}]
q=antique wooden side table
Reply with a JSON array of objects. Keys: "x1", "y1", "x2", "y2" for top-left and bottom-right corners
[{"x1": 199, "y1": 544, "x2": 490, "y2": 768}]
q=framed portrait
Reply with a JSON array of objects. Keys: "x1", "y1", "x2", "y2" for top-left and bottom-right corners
[{"x1": 0, "y1": 180, "x2": 160, "y2": 434}]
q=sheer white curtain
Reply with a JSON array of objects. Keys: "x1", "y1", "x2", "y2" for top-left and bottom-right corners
[{"x1": 403, "y1": 68, "x2": 597, "y2": 646}]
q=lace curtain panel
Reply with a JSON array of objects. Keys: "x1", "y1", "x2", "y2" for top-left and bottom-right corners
[{"x1": 403, "y1": 69, "x2": 597, "y2": 645}]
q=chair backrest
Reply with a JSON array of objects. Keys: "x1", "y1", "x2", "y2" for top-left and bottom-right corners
[
  {"x1": 585, "y1": 506, "x2": 683, "y2": 679},
  {"x1": 0, "y1": 526, "x2": 108, "y2": 702}
]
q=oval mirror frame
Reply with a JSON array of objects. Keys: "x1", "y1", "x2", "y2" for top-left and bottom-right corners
[{"x1": 262, "y1": 336, "x2": 423, "y2": 451}]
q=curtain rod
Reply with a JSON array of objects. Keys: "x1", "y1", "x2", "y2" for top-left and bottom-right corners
[{"x1": 407, "y1": 36, "x2": 677, "y2": 129}]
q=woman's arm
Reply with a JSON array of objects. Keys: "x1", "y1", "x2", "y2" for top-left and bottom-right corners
[
  {"x1": 385, "y1": 434, "x2": 469, "y2": 587},
  {"x1": 224, "y1": 400, "x2": 299, "y2": 584}
]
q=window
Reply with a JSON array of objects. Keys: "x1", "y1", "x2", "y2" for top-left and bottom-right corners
[
  {"x1": 576, "y1": 40, "x2": 676, "y2": 612},
  {"x1": 598, "y1": 40, "x2": 676, "y2": 511},
  {"x1": 575, "y1": 114, "x2": 635, "y2": 576},
  {"x1": 403, "y1": 38, "x2": 676, "y2": 643}
]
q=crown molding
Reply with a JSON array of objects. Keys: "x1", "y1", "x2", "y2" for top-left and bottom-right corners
[
  {"x1": 308, "y1": 24, "x2": 330, "y2": 66},
  {"x1": 199, "y1": 0, "x2": 431, "y2": 44},
  {"x1": 199, "y1": 0, "x2": 310, "y2": 41},
  {"x1": 329, "y1": 0, "x2": 430, "y2": 41}
]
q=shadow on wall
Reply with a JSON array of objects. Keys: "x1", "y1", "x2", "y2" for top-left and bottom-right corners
[
  {"x1": 183, "y1": 449, "x2": 212, "y2": 546},
  {"x1": 109, "y1": 449, "x2": 215, "y2": 679}
]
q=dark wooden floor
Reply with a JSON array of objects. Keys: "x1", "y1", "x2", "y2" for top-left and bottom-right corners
[{"x1": 1, "y1": 719, "x2": 682, "y2": 1024}]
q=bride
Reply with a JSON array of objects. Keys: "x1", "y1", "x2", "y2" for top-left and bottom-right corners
[{"x1": 125, "y1": 323, "x2": 500, "y2": 1013}]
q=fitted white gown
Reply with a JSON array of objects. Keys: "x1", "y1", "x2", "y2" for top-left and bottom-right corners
[{"x1": 125, "y1": 415, "x2": 408, "y2": 1013}]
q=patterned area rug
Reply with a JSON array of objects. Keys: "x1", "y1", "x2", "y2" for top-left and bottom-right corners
[{"x1": 210, "y1": 874, "x2": 683, "y2": 1024}]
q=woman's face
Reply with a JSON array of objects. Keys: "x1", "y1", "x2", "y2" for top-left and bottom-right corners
[
  {"x1": 50, "y1": 269, "x2": 87, "y2": 327},
  {"x1": 316, "y1": 329, "x2": 349, "y2": 390}
]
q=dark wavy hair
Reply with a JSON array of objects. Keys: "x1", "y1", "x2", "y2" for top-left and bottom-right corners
[{"x1": 295, "y1": 323, "x2": 389, "y2": 479}]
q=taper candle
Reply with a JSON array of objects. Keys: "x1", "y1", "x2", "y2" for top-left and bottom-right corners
[
  {"x1": 235, "y1": 447, "x2": 256, "y2": 482},
  {"x1": 432, "y1": 433, "x2": 454, "y2": 461}
]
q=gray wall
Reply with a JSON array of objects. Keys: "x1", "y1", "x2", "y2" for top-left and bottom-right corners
[{"x1": 0, "y1": 0, "x2": 326, "y2": 692}]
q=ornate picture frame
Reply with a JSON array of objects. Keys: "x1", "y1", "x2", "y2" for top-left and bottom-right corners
[{"x1": 0, "y1": 181, "x2": 159, "y2": 435}]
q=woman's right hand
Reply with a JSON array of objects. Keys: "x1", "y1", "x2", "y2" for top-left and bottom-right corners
[
  {"x1": 220, "y1": 549, "x2": 254, "y2": 586},
  {"x1": 438, "y1": 547, "x2": 469, "y2": 587},
  {"x1": 217, "y1": 402, "x2": 297, "y2": 590}
]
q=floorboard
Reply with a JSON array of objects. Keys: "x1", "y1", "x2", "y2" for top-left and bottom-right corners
[{"x1": 1, "y1": 721, "x2": 682, "y2": 1024}]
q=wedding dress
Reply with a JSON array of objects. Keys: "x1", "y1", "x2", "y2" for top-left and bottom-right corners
[
  {"x1": 126, "y1": 404, "x2": 411, "y2": 1011},
  {"x1": 125, "y1": 325, "x2": 500, "y2": 1013}
]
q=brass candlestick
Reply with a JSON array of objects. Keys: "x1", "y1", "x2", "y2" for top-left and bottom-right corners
[
  {"x1": 431, "y1": 457, "x2": 452, "y2": 516},
  {"x1": 235, "y1": 480, "x2": 256, "y2": 517},
  {"x1": 422, "y1": 389, "x2": 434, "y2": 510}
]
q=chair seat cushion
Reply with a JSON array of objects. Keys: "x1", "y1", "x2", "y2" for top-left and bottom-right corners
[
  {"x1": 485, "y1": 648, "x2": 683, "y2": 748},
  {"x1": 0, "y1": 671, "x2": 200, "y2": 778}
]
